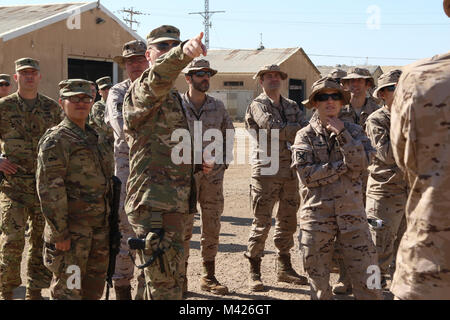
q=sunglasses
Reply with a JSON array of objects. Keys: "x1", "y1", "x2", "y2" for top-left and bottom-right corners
[
  {"x1": 64, "y1": 96, "x2": 93, "y2": 103},
  {"x1": 153, "y1": 41, "x2": 179, "y2": 51},
  {"x1": 0, "y1": 83, "x2": 10, "y2": 87},
  {"x1": 314, "y1": 92, "x2": 343, "y2": 102},
  {"x1": 192, "y1": 71, "x2": 212, "y2": 78},
  {"x1": 382, "y1": 85, "x2": 396, "y2": 92}
]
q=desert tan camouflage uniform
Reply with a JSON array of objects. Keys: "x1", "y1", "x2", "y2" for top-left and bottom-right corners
[
  {"x1": 36, "y1": 79, "x2": 113, "y2": 300},
  {"x1": 244, "y1": 65, "x2": 308, "y2": 290},
  {"x1": 292, "y1": 77, "x2": 381, "y2": 300},
  {"x1": 123, "y1": 26, "x2": 196, "y2": 300},
  {"x1": 365, "y1": 70, "x2": 407, "y2": 281},
  {"x1": 88, "y1": 76, "x2": 114, "y2": 148},
  {"x1": 105, "y1": 40, "x2": 148, "y2": 298},
  {"x1": 0, "y1": 58, "x2": 58, "y2": 299},
  {"x1": 180, "y1": 59, "x2": 234, "y2": 295},
  {"x1": 390, "y1": 50, "x2": 450, "y2": 299}
]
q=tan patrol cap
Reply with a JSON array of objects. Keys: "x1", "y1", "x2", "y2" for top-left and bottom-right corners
[
  {"x1": 254, "y1": 64, "x2": 288, "y2": 80},
  {"x1": 113, "y1": 40, "x2": 147, "y2": 65},
  {"x1": 184, "y1": 59, "x2": 217, "y2": 76},
  {"x1": 146, "y1": 25, "x2": 181, "y2": 46},
  {"x1": 15, "y1": 57, "x2": 40, "y2": 72},
  {"x1": 328, "y1": 68, "x2": 347, "y2": 80},
  {"x1": 96, "y1": 76, "x2": 112, "y2": 90},
  {"x1": 445, "y1": 0, "x2": 450, "y2": 17},
  {"x1": 302, "y1": 77, "x2": 351, "y2": 109},
  {"x1": 372, "y1": 69, "x2": 402, "y2": 98},
  {"x1": 59, "y1": 79, "x2": 93, "y2": 98},
  {"x1": 0, "y1": 74, "x2": 11, "y2": 84},
  {"x1": 341, "y1": 67, "x2": 374, "y2": 87}
]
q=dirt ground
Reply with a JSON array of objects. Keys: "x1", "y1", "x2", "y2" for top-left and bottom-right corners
[{"x1": 15, "y1": 122, "x2": 391, "y2": 300}]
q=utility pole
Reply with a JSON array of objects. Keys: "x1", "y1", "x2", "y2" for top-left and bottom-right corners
[
  {"x1": 257, "y1": 33, "x2": 265, "y2": 50},
  {"x1": 118, "y1": 7, "x2": 150, "y2": 32},
  {"x1": 189, "y1": 0, "x2": 225, "y2": 49}
]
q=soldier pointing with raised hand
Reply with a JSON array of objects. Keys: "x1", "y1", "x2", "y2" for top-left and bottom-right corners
[{"x1": 123, "y1": 26, "x2": 206, "y2": 300}]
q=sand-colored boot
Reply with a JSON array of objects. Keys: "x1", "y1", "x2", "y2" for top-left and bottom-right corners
[
  {"x1": 276, "y1": 254, "x2": 308, "y2": 285},
  {"x1": 200, "y1": 261, "x2": 229, "y2": 295},
  {"x1": 247, "y1": 256, "x2": 264, "y2": 292},
  {"x1": 332, "y1": 259, "x2": 352, "y2": 294}
]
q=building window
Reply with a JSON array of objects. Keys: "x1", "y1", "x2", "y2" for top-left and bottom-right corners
[{"x1": 224, "y1": 81, "x2": 244, "y2": 87}]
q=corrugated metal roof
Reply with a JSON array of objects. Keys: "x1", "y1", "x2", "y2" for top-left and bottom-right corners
[
  {"x1": 0, "y1": 3, "x2": 87, "y2": 37},
  {"x1": 198, "y1": 48, "x2": 300, "y2": 74}
]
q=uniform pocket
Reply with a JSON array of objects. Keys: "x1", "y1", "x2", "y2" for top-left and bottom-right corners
[{"x1": 43, "y1": 243, "x2": 65, "y2": 274}]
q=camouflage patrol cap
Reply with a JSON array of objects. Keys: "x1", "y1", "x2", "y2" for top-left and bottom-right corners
[
  {"x1": 146, "y1": 25, "x2": 181, "y2": 45},
  {"x1": 113, "y1": 40, "x2": 147, "y2": 65},
  {"x1": 373, "y1": 69, "x2": 402, "y2": 98},
  {"x1": 302, "y1": 77, "x2": 351, "y2": 109},
  {"x1": 59, "y1": 79, "x2": 94, "y2": 98},
  {"x1": 328, "y1": 68, "x2": 347, "y2": 80},
  {"x1": 0, "y1": 74, "x2": 11, "y2": 84},
  {"x1": 15, "y1": 57, "x2": 40, "y2": 72},
  {"x1": 445, "y1": 0, "x2": 450, "y2": 17},
  {"x1": 254, "y1": 64, "x2": 288, "y2": 80},
  {"x1": 96, "y1": 76, "x2": 112, "y2": 90},
  {"x1": 341, "y1": 67, "x2": 374, "y2": 87},
  {"x1": 184, "y1": 59, "x2": 217, "y2": 76}
]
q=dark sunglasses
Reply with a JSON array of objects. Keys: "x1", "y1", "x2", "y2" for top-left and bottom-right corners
[
  {"x1": 314, "y1": 92, "x2": 343, "y2": 102},
  {"x1": 154, "y1": 41, "x2": 179, "y2": 51},
  {"x1": 0, "y1": 83, "x2": 10, "y2": 87},
  {"x1": 64, "y1": 96, "x2": 93, "y2": 103},
  {"x1": 192, "y1": 71, "x2": 212, "y2": 78},
  {"x1": 382, "y1": 85, "x2": 396, "y2": 92}
]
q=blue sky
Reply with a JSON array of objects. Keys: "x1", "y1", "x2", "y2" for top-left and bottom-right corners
[{"x1": 3, "y1": 0, "x2": 450, "y2": 67}]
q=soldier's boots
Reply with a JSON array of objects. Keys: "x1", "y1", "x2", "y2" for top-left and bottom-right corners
[
  {"x1": 200, "y1": 261, "x2": 229, "y2": 296},
  {"x1": 25, "y1": 288, "x2": 43, "y2": 300},
  {"x1": 332, "y1": 260, "x2": 353, "y2": 295},
  {"x1": 0, "y1": 290, "x2": 13, "y2": 300},
  {"x1": 276, "y1": 254, "x2": 308, "y2": 285},
  {"x1": 114, "y1": 285, "x2": 132, "y2": 300},
  {"x1": 247, "y1": 256, "x2": 264, "y2": 292}
]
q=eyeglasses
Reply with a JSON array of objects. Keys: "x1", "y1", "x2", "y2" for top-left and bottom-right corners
[
  {"x1": 314, "y1": 92, "x2": 343, "y2": 102},
  {"x1": 64, "y1": 96, "x2": 93, "y2": 103},
  {"x1": 0, "y1": 83, "x2": 10, "y2": 87},
  {"x1": 382, "y1": 85, "x2": 396, "y2": 92},
  {"x1": 192, "y1": 71, "x2": 212, "y2": 78},
  {"x1": 152, "y1": 41, "x2": 179, "y2": 51}
]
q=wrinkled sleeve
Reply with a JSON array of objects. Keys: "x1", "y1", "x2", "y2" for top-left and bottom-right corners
[
  {"x1": 390, "y1": 76, "x2": 417, "y2": 179},
  {"x1": 36, "y1": 138, "x2": 69, "y2": 243},
  {"x1": 291, "y1": 132, "x2": 348, "y2": 188},
  {"x1": 337, "y1": 126, "x2": 372, "y2": 173},
  {"x1": 105, "y1": 86, "x2": 127, "y2": 144},
  {"x1": 249, "y1": 101, "x2": 300, "y2": 142},
  {"x1": 365, "y1": 117, "x2": 395, "y2": 165},
  {"x1": 220, "y1": 100, "x2": 235, "y2": 168}
]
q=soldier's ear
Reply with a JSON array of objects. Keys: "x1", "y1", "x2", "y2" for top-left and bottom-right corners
[{"x1": 13, "y1": 74, "x2": 18, "y2": 82}]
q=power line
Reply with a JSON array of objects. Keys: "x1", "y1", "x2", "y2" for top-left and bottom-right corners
[
  {"x1": 189, "y1": 0, "x2": 225, "y2": 49},
  {"x1": 117, "y1": 7, "x2": 150, "y2": 32},
  {"x1": 308, "y1": 53, "x2": 420, "y2": 61}
]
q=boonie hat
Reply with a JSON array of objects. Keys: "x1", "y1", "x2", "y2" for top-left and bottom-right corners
[
  {"x1": 372, "y1": 69, "x2": 402, "y2": 98},
  {"x1": 254, "y1": 64, "x2": 288, "y2": 80},
  {"x1": 302, "y1": 77, "x2": 351, "y2": 109},
  {"x1": 113, "y1": 40, "x2": 147, "y2": 65},
  {"x1": 184, "y1": 59, "x2": 217, "y2": 76}
]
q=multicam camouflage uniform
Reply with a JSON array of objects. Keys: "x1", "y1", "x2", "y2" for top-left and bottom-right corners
[
  {"x1": 0, "y1": 58, "x2": 59, "y2": 298},
  {"x1": 365, "y1": 70, "x2": 407, "y2": 280},
  {"x1": 104, "y1": 79, "x2": 135, "y2": 292},
  {"x1": 123, "y1": 26, "x2": 195, "y2": 300},
  {"x1": 181, "y1": 88, "x2": 234, "y2": 293},
  {"x1": 338, "y1": 96, "x2": 380, "y2": 131},
  {"x1": 390, "y1": 51, "x2": 450, "y2": 299},
  {"x1": 292, "y1": 78, "x2": 381, "y2": 300},
  {"x1": 37, "y1": 115, "x2": 113, "y2": 300},
  {"x1": 89, "y1": 77, "x2": 114, "y2": 149}
]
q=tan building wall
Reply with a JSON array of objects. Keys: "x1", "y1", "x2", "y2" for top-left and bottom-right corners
[{"x1": 0, "y1": 8, "x2": 138, "y2": 100}]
